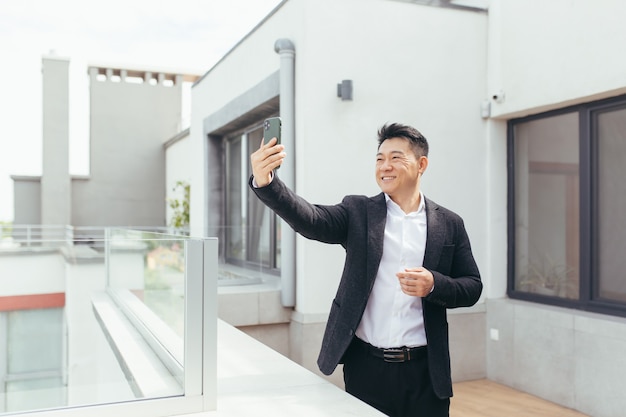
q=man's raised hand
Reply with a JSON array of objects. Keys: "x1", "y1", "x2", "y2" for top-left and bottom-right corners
[{"x1": 250, "y1": 137, "x2": 285, "y2": 187}]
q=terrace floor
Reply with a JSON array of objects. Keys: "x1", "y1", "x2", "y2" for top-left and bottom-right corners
[{"x1": 451, "y1": 379, "x2": 590, "y2": 417}]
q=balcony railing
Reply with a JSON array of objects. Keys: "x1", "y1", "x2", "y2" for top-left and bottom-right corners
[
  {"x1": 1, "y1": 225, "x2": 189, "y2": 249},
  {"x1": 0, "y1": 228, "x2": 217, "y2": 416}
]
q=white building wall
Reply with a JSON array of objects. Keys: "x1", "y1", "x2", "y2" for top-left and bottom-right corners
[
  {"x1": 485, "y1": 2, "x2": 626, "y2": 416},
  {"x1": 291, "y1": 0, "x2": 488, "y2": 314},
  {"x1": 483, "y1": 119, "x2": 508, "y2": 300},
  {"x1": 485, "y1": 0, "x2": 626, "y2": 299},
  {"x1": 191, "y1": 0, "x2": 489, "y2": 315},
  {"x1": 489, "y1": 0, "x2": 626, "y2": 119},
  {"x1": 41, "y1": 56, "x2": 71, "y2": 228}
]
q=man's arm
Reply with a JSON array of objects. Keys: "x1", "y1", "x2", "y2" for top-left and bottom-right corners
[
  {"x1": 425, "y1": 219, "x2": 482, "y2": 309},
  {"x1": 249, "y1": 174, "x2": 349, "y2": 245},
  {"x1": 249, "y1": 137, "x2": 349, "y2": 245}
]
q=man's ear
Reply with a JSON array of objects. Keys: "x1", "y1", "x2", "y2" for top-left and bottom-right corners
[{"x1": 418, "y1": 156, "x2": 429, "y2": 174}]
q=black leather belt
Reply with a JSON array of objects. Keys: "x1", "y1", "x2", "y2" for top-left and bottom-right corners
[{"x1": 354, "y1": 337, "x2": 426, "y2": 363}]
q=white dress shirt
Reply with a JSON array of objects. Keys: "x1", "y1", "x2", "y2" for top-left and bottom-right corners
[{"x1": 355, "y1": 193, "x2": 428, "y2": 348}]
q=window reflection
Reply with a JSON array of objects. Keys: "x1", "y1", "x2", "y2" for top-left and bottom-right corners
[{"x1": 514, "y1": 112, "x2": 580, "y2": 299}]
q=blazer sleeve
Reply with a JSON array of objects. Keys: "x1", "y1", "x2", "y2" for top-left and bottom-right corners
[
  {"x1": 424, "y1": 216, "x2": 482, "y2": 309},
  {"x1": 249, "y1": 174, "x2": 349, "y2": 245}
]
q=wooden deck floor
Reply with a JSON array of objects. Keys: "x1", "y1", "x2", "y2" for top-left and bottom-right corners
[{"x1": 451, "y1": 380, "x2": 590, "y2": 417}]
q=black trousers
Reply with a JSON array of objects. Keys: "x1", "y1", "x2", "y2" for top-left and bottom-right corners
[{"x1": 342, "y1": 338, "x2": 450, "y2": 417}]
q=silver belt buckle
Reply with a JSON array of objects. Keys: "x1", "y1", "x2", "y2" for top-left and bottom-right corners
[{"x1": 383, "y1": 348, "x2": 407, "y2": 363}]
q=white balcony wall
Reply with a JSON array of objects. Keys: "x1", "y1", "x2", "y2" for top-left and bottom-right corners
[{"x1": 0, "y1": 251, "x2": 65, "y2": 296}]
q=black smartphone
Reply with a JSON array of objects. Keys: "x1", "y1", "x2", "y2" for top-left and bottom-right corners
[{"x1": 263, "y1": 117, "x2": 282, "y2": 145}]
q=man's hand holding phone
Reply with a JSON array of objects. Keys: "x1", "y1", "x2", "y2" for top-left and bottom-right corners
[{"x1": 251, "y1": 132, "x2": 285, "y2": 188}]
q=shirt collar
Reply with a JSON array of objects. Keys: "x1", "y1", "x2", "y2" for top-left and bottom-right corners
[{"x1": 384, "y1": 192, "x2": 425, "y2": 216}]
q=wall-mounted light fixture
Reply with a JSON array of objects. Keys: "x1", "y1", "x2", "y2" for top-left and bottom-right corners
[{"x1": 337, "y1": 79, "x2": 353, "y2": 101}]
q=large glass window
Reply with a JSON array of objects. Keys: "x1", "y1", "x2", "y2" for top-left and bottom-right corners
[
  {"x1": 513, "y1": 112, "x2": 579, "y2": 299},
  {"x1": 224, "y1": 123, "x2": 280, "y2": 271},
  {"x1": 509, "y1": 95, "x2": 626, "y2": 316}
]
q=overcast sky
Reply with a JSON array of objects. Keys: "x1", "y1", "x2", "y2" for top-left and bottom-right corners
[{"x1": 0, "y1": 0, "x2": 283, "y2": 222}]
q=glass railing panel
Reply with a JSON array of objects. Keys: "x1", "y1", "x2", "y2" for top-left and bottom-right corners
[
  {"x1": 0, "y1": 228, "x2": 216, "y2": 416},
  {"x1": 105, "y1": 229, "x2": 188, "y2": 394},
  {"x1": 107, "y1": 229, "x2": 186, "y2": 339}
]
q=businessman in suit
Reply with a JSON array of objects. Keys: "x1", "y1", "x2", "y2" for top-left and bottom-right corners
[{"x1": 249, "y1": 122, "x2": 482, "y2": 417}]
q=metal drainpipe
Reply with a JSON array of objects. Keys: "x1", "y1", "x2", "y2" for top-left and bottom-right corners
[{"x1": 274, "y1": 38, "x2": 296, "y2": 307}]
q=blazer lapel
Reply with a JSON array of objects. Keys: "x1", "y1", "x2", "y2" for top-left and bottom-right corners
[
  {"x1": 366, "y1": 193, "x2": 387, "y2": 292},
  {"x1": 423, "y1": 198, "x2": 444, "y2": 271}
]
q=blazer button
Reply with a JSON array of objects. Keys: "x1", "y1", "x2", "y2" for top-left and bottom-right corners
[{"x1": 349, "y1": 329, "x2": 354, "y2": 336}]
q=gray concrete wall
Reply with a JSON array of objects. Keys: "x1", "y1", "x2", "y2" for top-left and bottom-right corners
[
  {"x1": 487, "y1": 298, "x2": 626, "y2": 417},
  {"x1": 449, "y1": 307, "x2": 486, "y2": 382},
  {"x1": 41, "y1": 56, "x2": 71, "y2": 227},
  {"x1": 71, "y1": 67, "x2": 183, "y2": 227},
  {"x1": 11, "y1": 176, "x2": 41, "y2": 225}
]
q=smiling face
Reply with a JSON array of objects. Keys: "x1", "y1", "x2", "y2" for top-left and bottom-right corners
[{"x1": 376, "y1": 137, "x2": 428, "y2": 206}]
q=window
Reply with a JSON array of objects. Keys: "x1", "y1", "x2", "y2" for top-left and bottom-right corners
[
  {"x1": 224, "y1": 123, "x2": 280, "y2": 271},
  {"x1": 508, "y1": 95, "x2": 626, "y2": 316},
  {"x1": 1, "y1": 308, "x2": 64, "y2": 413}
]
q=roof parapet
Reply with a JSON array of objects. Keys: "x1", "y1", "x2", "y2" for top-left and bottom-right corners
[{"x1": 88, "y1": 64, "x2": 201, "y2": 84}]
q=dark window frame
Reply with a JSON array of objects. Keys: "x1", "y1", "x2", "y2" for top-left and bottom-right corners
[
  {"x1": 222, "y1": 122, "x2": 281, "y2": 274},
  {"x1": 508, "y1": 93, "x2": 626, "y2": 317}
]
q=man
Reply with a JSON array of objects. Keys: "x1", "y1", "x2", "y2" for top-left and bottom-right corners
[{"x1": 249, "y1": 122, "x2": 482, "y2": 417}]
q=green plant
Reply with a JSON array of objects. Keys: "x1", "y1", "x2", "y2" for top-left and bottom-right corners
[
  {"x1": 0, "y1": 221, "x2": 12, "y2": 239},
  {"x1": 167, "y1": 181, "x2": 190, "y2": 229}
]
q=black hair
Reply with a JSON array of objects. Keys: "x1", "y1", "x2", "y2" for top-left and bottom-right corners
[{"x1": 377, "y1": 122, "x2": 429, "y2": 158}]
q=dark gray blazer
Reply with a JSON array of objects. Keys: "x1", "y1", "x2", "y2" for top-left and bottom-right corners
[{"x1": 249, "y1": 175, "x2": 482, "y2": 399}]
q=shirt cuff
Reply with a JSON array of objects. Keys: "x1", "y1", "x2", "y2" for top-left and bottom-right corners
[{"x1": 252, "y1": 172, "x2": 274, "y2": 188}]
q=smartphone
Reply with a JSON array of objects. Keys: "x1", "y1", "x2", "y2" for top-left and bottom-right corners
[{"x1": 263, "y1": 117, "x2": 282, "y2": 146}]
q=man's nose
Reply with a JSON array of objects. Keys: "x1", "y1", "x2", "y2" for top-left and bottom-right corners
[{"x1": 380, "y1": 160, "x2": 392, "y2": 170}]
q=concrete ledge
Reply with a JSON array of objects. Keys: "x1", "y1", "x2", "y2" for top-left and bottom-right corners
[
  {"x1": 180, "y1": 320, "x2": 385, "y2": 417},
  {"x1": 91, "y1": 292, "x2": 182, "y2": 398},
  {"x1": 61, "y1": 245, "x2": 104, "y2": 264}
]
